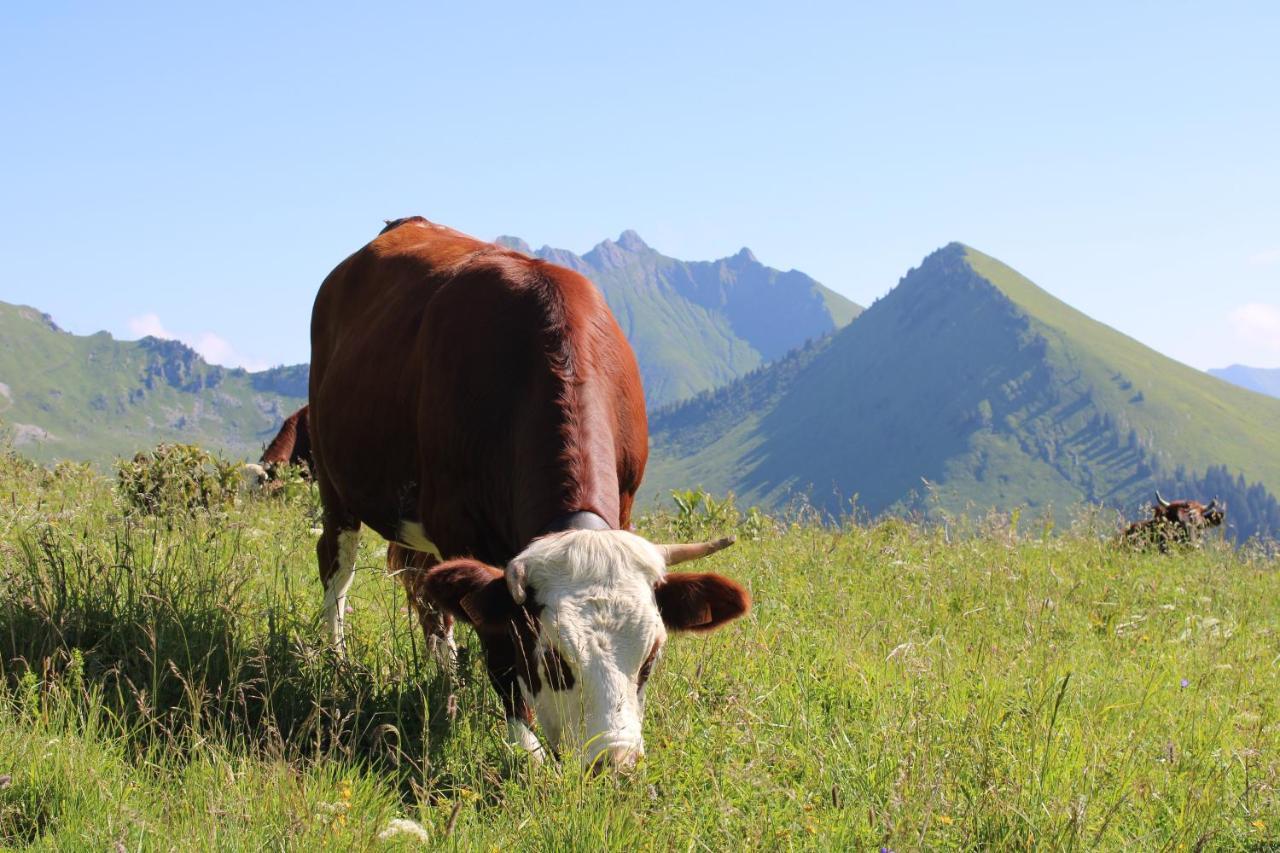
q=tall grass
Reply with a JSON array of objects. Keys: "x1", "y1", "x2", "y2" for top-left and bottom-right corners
[{"x1": 0, "y1": 452, "x2": 1277, "y2": 849}]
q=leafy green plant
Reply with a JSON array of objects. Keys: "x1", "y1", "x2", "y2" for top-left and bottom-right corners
[{"x1": 115, "y1": 443, "x2": 239, "y2": 515}]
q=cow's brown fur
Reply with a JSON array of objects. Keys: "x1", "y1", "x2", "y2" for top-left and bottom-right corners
[
  {"x1": 261, "y1": 406, "x2": 450, "y2": 649},
  {"x1": 309, "y1": 217, "x2": 648, "y2": 724},
  {"x1": 260, "y1": 405, "x2": 313, "y2": 476}
]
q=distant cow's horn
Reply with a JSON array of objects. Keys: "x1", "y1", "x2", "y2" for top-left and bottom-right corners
[
  {"x1": 505, "y1": 559, "x2": 527, "y2": 605},
  {"x1": 658, "y1": 536, "x2": 736, "y2": 566},
  {"x1": 1206, "y1": 500, "x2": 1217, "y2": 511},
  {"x1": 1155, "y1": 490, "x2": 1170, "y2": 509}
]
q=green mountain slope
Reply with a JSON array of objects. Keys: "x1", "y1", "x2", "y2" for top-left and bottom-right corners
[
  {"x1": 0, "y1": 301, "x2": 307, "y2": 464},
  {"x1": 1209, "y1": 365, "x2": 1280, "y2": 399},
  {"x1": 495, "y1": 231, "x2": 861, "y2": 406},
  {"x1": 646, "y1": 244, "x2": 1280, "y2": 538}
]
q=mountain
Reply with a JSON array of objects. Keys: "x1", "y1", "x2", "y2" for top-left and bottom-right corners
[
  {"x1": 0, "y1": 300, "x2": 307, "y2": 464},
  {"x1": 1208, "y1": 364, "x2": 1280, "y2": 399},
  {"x1": 645, "y1": 243, "x2": 1280, "y2": 540},
  {"x1": 0, "y1": 228, "x2": 857, "y2": 464},
  {"x1": 495, "y1": 231, "x2": 861, "y2": 406}
]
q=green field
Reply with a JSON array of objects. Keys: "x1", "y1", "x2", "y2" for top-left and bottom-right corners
[{"x1": 1, "y1": 454, "x2": 1278, "y2": 849}]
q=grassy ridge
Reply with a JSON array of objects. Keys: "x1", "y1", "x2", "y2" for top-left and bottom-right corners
[
  {"x1": 0, "y1": 301, "x2": 306, "y2": 464},
  {"x1": 964, "y1": 247, "x2": 1280, "y2": 496},
  {"x1": 1, "y1": 457, "x2": 1278, "y2": 849}
]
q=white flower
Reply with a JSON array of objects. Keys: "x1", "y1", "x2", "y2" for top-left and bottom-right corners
[{"x1": 377, "y1": 818, "x2": 432, "y2": 844}]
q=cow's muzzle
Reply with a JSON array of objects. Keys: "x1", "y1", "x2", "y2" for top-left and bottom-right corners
[{"x1": 587, "y1": 743, "x2": 643, "y2": 773}]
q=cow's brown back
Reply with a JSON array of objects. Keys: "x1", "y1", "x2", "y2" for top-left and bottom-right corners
[{"x1": 309, "y1": 218, "x2": 647, "y2": 566}]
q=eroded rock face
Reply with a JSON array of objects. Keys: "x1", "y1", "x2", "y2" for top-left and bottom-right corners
[{"x1": 12, "y1": 423, "x2": 55, "y2": 446}]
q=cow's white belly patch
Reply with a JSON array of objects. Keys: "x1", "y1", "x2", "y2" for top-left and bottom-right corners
[{"x1": 397, "y1": 521, "x2": 443, "y2": 561}]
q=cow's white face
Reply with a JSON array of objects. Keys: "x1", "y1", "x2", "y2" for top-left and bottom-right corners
[
  {"x1": 423, "y1": 528, "x2": 749, "y2": 772},
  {"x1": 239, "y1": 462, "x2": 268, "y2": 490},
  {"x1": 515, "y1": 530, "x2": 668, "y2": 768}
]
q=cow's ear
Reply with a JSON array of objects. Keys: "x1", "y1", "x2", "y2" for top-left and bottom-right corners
[
  {"x1": 423, "y1": 559, "x2": 521, "y2": 630},
  {"x1": 655, "y1": 572, "x2": 750, "y2": 633}
]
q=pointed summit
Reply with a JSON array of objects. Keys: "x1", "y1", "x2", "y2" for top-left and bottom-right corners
[
  {"x1": 494, "y1": 235, "x2": 533, "y2": 255},
  {"x1": 616, "y1": 230, "x2": 651, "y2": 252},
  {"x1": 477, "y1": 231, "x2": 860, "y2": 405}
]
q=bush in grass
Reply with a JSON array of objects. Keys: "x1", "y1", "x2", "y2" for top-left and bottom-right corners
[{"x1": 115, "y1": 443, "x2": 239, "y2": 515}]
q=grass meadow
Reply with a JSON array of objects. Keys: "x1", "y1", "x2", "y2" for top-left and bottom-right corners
[{"x1": 1, "y1": 451, "x2": 1278, "y2": 850}]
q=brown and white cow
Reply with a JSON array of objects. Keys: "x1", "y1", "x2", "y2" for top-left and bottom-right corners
[
  {"x1": 308, "y1": 217, "x2": 750, "y2": 769},
  {"x1": 1121, "y1": 491, "x2": 1225, "y2": 551},
  {"x1": 262, "y1": 405, "x2": 312, "y2": 478},
  {"x1": 242, "y1": 405, "x2": 314, "y2": 488}
]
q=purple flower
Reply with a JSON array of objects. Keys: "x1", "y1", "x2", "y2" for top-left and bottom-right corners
[{"x1": 1180, "y1": 678, "x2": 1189, "y2": 689}]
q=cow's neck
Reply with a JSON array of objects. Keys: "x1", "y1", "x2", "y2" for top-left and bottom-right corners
[{"x1": 540, "y1": 510, "x2": 612, "y2": 536}]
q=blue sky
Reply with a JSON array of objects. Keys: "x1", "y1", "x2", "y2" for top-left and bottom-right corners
[{"x1": 3, "y1": 2, "x2": 1278, "y2": 371}]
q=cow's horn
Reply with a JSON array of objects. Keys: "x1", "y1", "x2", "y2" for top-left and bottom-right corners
[
  {"x1": 1155, "y1": 490, "x2": 1170, "y2": 508},
  {"x1": 1206, "y1": 499, "x2": 1217, "y2": 511},
  {"x1": 505, "y1": 559, "x2": 527, "y2": 605},
  {"x1": 658, "y1": 536, "x2": 736, "y2": 567}
]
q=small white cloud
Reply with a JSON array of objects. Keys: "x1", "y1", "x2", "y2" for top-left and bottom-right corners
[
  {"x1": 125, "y1": 313, "x2": 269, "y2": 371},
  {"x1": 1229, "y1": 303, "x2": 1280, "y2": 354},
  {"x1": 127, "y1": 313, "x2": 174, "y2": 339},
  {"x1": 1248, "y1": 249, "x2": 1280, "y2": 267}
]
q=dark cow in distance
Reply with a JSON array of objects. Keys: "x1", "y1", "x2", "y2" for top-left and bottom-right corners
[
  {"x1": 243, "y1": 405, "x2": 314, "y2": 487},
  {"x1": 262, "y1": 405, "x2": 312, "y2": 478},
  {"x1": 309, "y1": 217, "x2": 750, "y2": 770},
  {"x1": 1122, "y1": 491, "x2": 1225, "y2": 551}
]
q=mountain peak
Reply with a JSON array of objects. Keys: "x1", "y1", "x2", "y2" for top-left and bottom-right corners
[
  {"x1": 730, "y1": 246, "x2": 758, "y2": 264},
  {"x1": 585, "y1": 232, "x2": 652, "y2": 269},
  {"x1": 494, "y1": 235, "x2": 533, "y2": 255},
  {"x1": 616, "y1": 230, "x2": 650, "y2": 252}
]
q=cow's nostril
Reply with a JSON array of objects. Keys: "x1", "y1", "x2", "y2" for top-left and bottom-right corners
[
  {"x1": 589, "y1": 745, "x2": 642, "y2": 774},
  {"x1": 610, "y1": 746, "x2": 641, "y2": 770}
]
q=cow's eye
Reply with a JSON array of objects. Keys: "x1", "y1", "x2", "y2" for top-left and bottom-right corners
[
  {"x1": 541, "y1": 646, "x2": 575, "y2": 691},
  {"x1": 637, "y1": 641, "x2": 660, "y2": 690}
]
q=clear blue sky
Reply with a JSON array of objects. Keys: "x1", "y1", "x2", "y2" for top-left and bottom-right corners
[{"x1": 3, "y1": 2, "x2": 1278, "y2": 371}]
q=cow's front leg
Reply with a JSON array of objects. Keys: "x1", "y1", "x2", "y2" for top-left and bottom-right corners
[{"x1": 317, "y1": 523, "x2": 361, "y2": 654}]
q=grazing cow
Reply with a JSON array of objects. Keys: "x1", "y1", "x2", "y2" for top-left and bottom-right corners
[
  {"x1": 309, "y1": 217, "x2": 750, "y2": 769},
  {"x1": 261, "y1": 405, "x2": 313, "y2": 479},
  {"x1": 242, "y1": 405, "x2": 314, "y2": 488},
  {"x1": 1122, "y1": 491, "x2": 1224, "y2": 551}
]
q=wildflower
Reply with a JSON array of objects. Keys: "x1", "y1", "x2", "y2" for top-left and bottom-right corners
[
  {"x1": 1180, "y1": 678, "x2": 1189, "y2": 689},
  {"x1": 378, "y1": 818, "x2": 432, "y2": 843},
  {"x1": 937, "y1": 814, "x2": 954, "y2": 825},
  {"x1": 1253, "y1": 819, "x2": 1267, "y2": 830}
]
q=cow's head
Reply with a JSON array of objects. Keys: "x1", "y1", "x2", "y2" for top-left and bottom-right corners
[
  {"x1": 239, "y1": 462, "x2": 268, "y2": 490},
  {"x1": 1157, "y1": 489, "x2": 1223, "y2": 540},
  {"x1": 1153, "y1": 492, "x2": 1225, "y2": 537},
  {"x1": 423, "y1": 529, "x2": 748, "y2": 770}
]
